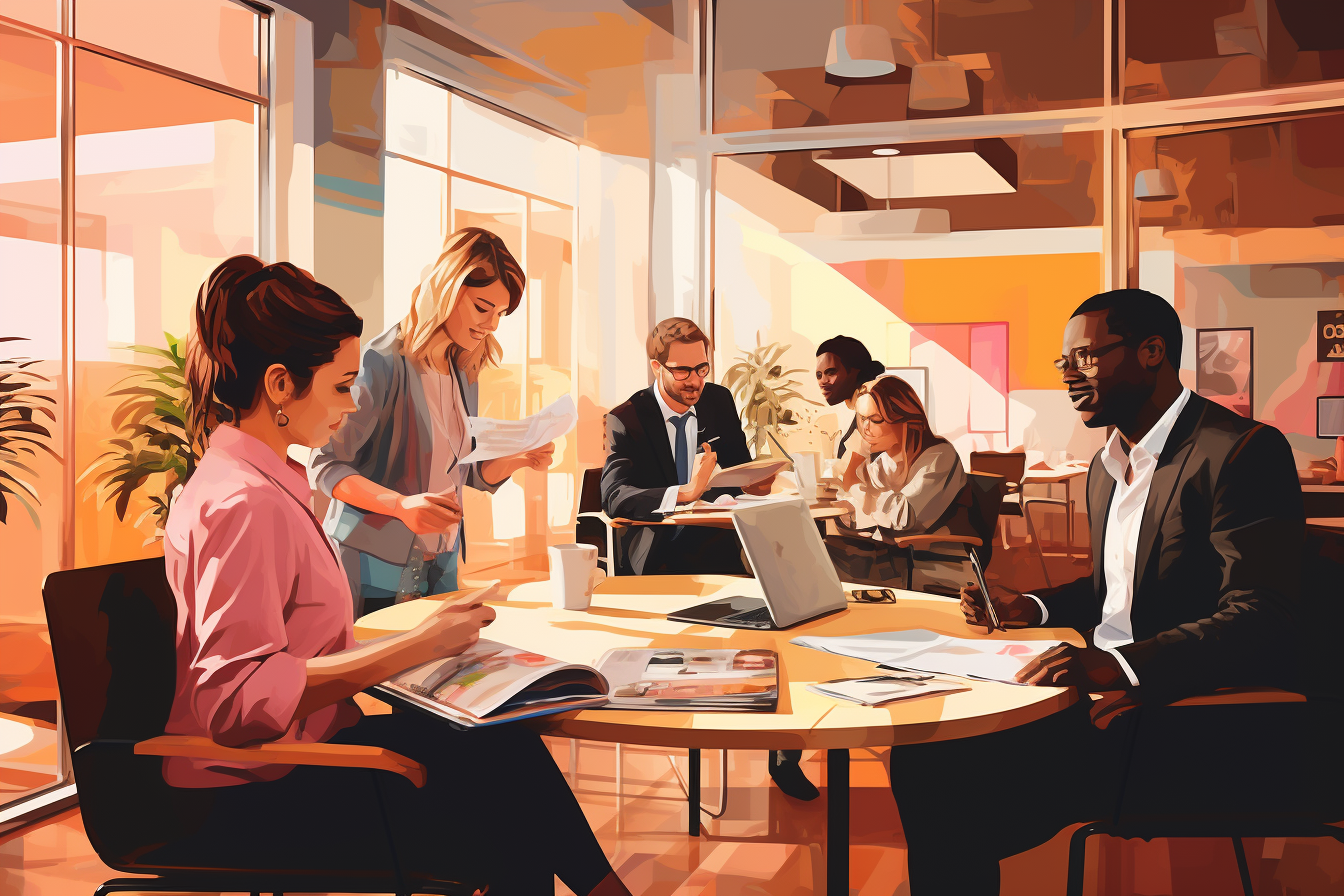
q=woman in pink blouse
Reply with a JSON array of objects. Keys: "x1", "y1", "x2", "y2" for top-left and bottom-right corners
[{"x1": 159, "y1": 256, "x2": 630, "y2": 896}]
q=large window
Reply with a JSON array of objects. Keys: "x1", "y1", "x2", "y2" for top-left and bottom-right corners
[
  {"x1": 0, "y1": 0, "x2": 266, "y2": 819},
  {"x1": 384, "y1": 69, "x2": 578, "y2": 574}
]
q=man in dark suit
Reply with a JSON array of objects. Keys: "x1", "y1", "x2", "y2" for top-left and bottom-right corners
[
  {"x1": 600, "y1": 317, "x2": 773, "y2": 577},
  {"x1": 889, "y1": 289, "x2": 1309, "y2": 895}
]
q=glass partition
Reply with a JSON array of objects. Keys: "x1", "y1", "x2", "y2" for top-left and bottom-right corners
[{"x1": 1128, "y1": 111, "x2": 1344, "y2": 464}]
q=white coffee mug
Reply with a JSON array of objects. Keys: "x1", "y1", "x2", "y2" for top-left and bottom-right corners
[{"x1": 548, "y1": 544, "x2": 606, "y2": 610}]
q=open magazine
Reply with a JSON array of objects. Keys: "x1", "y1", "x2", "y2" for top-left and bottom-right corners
[
  {"x1": 377, "y1": 640, "x2": 609, "y2": 727},
  {"x1": 595, "y1": 648, "x2": 779, "y2": 711}
]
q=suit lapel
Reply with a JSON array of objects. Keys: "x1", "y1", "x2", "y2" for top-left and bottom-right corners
[
  {"x1": 1089, "y1": 460, "x2": 1115, "y2": 596},
  {"x1": 1132, "y1": 397, "x2": 1206, "y2": 592},
  {"x1": 633, "y1": 388, "x2": 679, "y2": 486}
]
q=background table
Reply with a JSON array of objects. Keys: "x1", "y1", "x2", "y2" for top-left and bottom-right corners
[{"x1": 356, "y1": 575, "x2": 1082, "y2": 895}]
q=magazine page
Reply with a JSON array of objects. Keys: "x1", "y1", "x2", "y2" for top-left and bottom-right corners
[
  {"x1": 387, "y1": 639, "x2": 605, "y2": 720},
  {"x1": 596, "y1": 648, "x2": 779, "y2": 711}
]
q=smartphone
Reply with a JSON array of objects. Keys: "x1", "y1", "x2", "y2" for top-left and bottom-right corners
[{"x1": 849, "y1": 588, "x2": 896, "y2": 604}]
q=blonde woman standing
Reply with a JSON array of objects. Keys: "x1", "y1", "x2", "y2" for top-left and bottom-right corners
[{"x1": 311, "y1": 228, "x2": 554, "y2": 615}]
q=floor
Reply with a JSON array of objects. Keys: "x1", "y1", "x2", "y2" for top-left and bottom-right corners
[{"x1": 2, "y1": 523, "x2": 1341, "y2": 895}]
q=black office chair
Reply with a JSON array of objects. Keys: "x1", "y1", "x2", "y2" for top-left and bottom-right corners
[
  {"x1": 1063, "y1": 531, "x2": 1344, "y2": 896},
  {"x1": 575, "y1": 466, "x2": 619, "y2": 575},
  {"x1": 890, "y1": 471, "x2": 1006, "y2": 595},
  {"x1": 42, "y1": 556, "x2": 478, "y2": 896}
]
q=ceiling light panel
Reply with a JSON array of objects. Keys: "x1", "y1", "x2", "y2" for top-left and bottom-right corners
[{"x1": 815, "y1": 153, "x2": 1016, "y2": 199}]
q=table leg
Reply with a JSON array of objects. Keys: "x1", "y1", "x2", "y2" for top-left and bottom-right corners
[
  {"x1": 827, "y1": 748, "x2": 849, "y2": 896},
  {"x1": 688, "y1": 748, "x2": 701, "y2": 836}
]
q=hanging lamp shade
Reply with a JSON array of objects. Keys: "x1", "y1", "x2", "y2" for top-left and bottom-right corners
[
  {"x1": 1134, "y1": 168, "x2": 1179, "y2": 201},
  {"x1": 825, "y1": 25, "x2": 897, "y2": 78},
  {"x1": 908, "y1": 60, "x2": 969, "y2": 110}
]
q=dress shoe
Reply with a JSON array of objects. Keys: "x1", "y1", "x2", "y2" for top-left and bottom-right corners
[{"x1": 768, "y1": 750, "x2": 819, "y2": 801}]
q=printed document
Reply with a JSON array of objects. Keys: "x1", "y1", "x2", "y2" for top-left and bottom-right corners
[
  {"x1": 461, "y1": 394, "x2": 578, "y2": 464},
  {"x1": 791, "y1": 629, "x2": 1064, "y2": 685}
]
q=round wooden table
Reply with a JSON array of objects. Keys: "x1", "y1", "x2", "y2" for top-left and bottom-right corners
[{"x1": 356, "y1": 575, "x2": 1082, "y2": 895}]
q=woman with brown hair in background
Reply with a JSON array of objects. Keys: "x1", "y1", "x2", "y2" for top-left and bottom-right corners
[
  {"x1": 830, "y1": 374, "x2": 972, "y2": 591},
  {"x1": 156, "y1": 255, "x2": 630, "y2": 895}
]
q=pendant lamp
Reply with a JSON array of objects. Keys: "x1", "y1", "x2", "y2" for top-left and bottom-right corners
[
  {"x1": 908, "y1": 0, "x2": 969, "y2": 110},
  {"x1": 826, "y1": 0, "x2": 899, "y2": 78}
]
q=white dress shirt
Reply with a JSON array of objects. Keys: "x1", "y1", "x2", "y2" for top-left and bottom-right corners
[
  {"x1": 653, "y1": 385, "x2": 698, "y2": 514},
  {"x1": 1029, "y1": 388, "x2": 1192, "y2": 687}
]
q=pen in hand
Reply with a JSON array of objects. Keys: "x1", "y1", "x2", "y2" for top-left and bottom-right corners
[{"x1": 695, "y1": 436, "x2": 721, "y2": 454}]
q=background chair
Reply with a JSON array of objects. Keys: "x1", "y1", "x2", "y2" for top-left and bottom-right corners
[
  {"x1": 890, "y1": 471, "x2": 1005, "y2": 596},
  {"x1": 576, "y1": 466, "x2": 620, "y2": 575},
  {"x1": 42, "y1": 557, "x2": 476, "y2": 896},
  {"x1": 969, "y1": 451, "x2": 1070, "y2": 587}
]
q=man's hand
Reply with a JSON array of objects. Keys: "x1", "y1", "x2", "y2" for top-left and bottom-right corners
[
  {"x1": 740, "y1": 473, "x2": 776, "y2": 496},
  {"x1": 677, "y1": 442, "x2": 718, "y2": 503},
  {"x1": 396, "y1": 487, "x2": 462, "y2": 535},
  {"x1": 1015, "y1": 644, "x2": 1129, "y2": 691},
  {"x1": 959, "y1": 583, "x2": 1041, "y2": 632}
]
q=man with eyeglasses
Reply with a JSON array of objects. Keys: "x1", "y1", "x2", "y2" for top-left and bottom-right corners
[
  {"x1": 885, "y1": 289, "x2": 1313, "y2": 896},
  {"x1": 600, "y1": 317, "x2": 774, "y2": 577}
]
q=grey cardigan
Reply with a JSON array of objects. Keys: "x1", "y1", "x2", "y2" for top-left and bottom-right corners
[{"x1": 309, "y1": 325, "x2": 502, "y2": 584}]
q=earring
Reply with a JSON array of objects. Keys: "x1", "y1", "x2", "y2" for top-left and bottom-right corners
[{"x1": 276, "y1": 406, "x2": 290, "y2": 428}]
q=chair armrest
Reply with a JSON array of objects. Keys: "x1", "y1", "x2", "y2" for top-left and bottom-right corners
[
  {"x1": 576, "y1": 511, "x2": 614, "y2": 525},
  {"x1": 1021, "y1": 496, "x2": 1069, "y2": 507},
  {"x1": 1168, "y1": 687, "x2": 1308, "y2": 707},
  {"x1": 890, "y1": 534, "x2": 983, "y2": 549},
  {"x1": 133, "y1": 735, "x2": 427, "y2": 787}
]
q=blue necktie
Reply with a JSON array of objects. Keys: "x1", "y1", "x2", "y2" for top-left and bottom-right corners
[{"x1": 670, "y1": 413, "x2": 692, "y2": 485}]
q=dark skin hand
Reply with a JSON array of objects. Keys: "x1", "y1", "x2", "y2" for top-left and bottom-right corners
[{"x1": 960, "y1": 583, "x2": 1130, "y2": 690}]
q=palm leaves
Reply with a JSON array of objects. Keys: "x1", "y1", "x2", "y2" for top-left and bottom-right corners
[
  {"x1": 0, "y1": 337, "x2": 60, "y2": 526},
  {"x1": 720, "y1": 338, "x2": 819, "y2": 455},
  {"x1": 78, "y1": 333, "x2": 198, "y2": 536}
]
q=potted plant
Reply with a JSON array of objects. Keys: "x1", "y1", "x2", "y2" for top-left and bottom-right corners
[
  {"x1": 720, "y1": 338, "x2": 819, "y2": 456},
  {"x1": 79, "y1": 333, "x2": 199, "y2": 541},
  {"x1": 0, "y1": 338, "x2": 59, "y2": 525}
]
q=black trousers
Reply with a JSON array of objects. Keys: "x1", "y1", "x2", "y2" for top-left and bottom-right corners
[
  {"x1": 889, "y1": 697, "x2": 1341, "y2": 896},
  {"x1": 147, "y1": 711, "x2": 613, "y2": 896}
]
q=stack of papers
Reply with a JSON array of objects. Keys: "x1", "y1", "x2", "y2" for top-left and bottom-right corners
[
  {"x1": 461, "y1": 395, "x2": 578, "y2": 464},
  {"x1": 791, "y1": 629, "x2": 1063, "y2": 685},
  {"x1": 807, "y1": 674, "x2": 970, "y2": 706}
]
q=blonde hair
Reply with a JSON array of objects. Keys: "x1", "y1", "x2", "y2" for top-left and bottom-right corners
[{"x1": 400, "y1": 227, "x2": 524, "y2": 382}]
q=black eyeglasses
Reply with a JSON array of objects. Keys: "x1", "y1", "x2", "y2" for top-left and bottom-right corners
[
  {"x1": 1053, "y1": 339, "x2": 1128, "y2": 375},
  {"x1": 663, "y1": 362, "x2": 710, "y2": 381},
  {"x1": 849, "y1": 589, "x2": 897, "y2": 604}
]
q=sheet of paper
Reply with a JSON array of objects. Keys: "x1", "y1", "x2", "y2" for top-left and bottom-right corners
[
  {"x1": 791, "y1": 629, "x2": 1063, "y2": 685},
  {"x1": 460, "y1": 394, "x2": 577, "y2": 464}
]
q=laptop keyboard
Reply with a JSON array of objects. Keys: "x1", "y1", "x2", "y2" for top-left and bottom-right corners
[{"x1": 722, "y1": 606, "x2": 774, "y2": 628}]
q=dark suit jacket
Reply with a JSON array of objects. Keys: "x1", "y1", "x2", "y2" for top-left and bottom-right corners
[
  {"x1": 1036, "y1": 393, "x2": 1306, "y2": 702},
  {"x1": 601, "y1": 383, "x2": 753, "y2": 574}
]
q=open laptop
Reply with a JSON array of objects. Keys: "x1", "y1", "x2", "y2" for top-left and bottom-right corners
[{"x1": 666, "y1": 498, "x2": 848, "y2": 630}]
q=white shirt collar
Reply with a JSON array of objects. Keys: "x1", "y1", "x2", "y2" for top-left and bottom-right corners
[
  {"x1": 1101, "y1": 387, "x2": 1192, "y2": 484},
  {"x1": 652, "y1": 383, "x2": 696, "y2": 422}
]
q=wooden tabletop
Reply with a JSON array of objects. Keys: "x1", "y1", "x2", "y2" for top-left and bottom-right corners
[
  {"x1": 1020, "y1": 465, "x2": 1089, "y2": 484},
  {"x1": 355, "y1": 575, "x2": 1082, "y2": 751},
  {"x1": 611, "y1": 504, "x2": 850, "y2": 529},
  {"x1": 1307, "y1": 517, "x2": 1344, "y2": 532}
]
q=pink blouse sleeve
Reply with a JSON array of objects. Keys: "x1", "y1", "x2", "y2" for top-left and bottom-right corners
[{"x1": 184, "y1": 493, "x2": 307, "y2": 747}]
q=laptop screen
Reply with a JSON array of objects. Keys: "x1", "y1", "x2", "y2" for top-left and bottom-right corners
[{"x1": 731, "y1": 498, "x2": 848, "y2": 627}]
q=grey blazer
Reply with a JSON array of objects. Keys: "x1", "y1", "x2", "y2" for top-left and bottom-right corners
[{"x1": 309, "y1": 325, "x2": 502, "y2": 602}]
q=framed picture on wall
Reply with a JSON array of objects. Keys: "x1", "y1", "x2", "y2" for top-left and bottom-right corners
[{"x1": 1196, "y1": 328, "x2": 1253, "y2": 418}]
